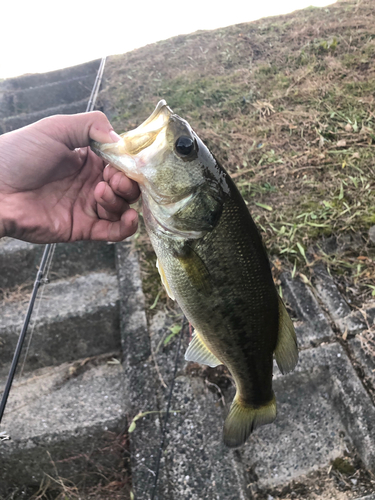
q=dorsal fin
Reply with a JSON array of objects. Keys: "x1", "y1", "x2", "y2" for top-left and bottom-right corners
[
  {"x1": 274, "y1": 295, "x2": 298, "y2": 374},
  {"x1": 185, "y1": 331, "x2": 222, "y2": 368}
]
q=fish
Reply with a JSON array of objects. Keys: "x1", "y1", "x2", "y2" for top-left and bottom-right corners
[{"x1": 91, "y1": 100, "x2": 298, "y2": 448}]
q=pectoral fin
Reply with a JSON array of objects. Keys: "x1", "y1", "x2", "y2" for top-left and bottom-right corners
[
  {"x1": 156, "y1": 259, "x2": 175, "y2": 300},
  {"x1": 185, "y1": 331, "x2": 222, "y2": 368},
  {"x1": 274, "y1": 295, "x2": 298, "y2": 374},
  {"x1": 177, "y1": 246, "x2": 212, "y2": 295}
]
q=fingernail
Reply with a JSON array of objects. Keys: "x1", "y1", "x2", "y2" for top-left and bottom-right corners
[{"x1": 109, "y1": 130, "x2": 122, "y2": 143}]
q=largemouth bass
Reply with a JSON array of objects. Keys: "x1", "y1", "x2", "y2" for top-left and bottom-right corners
[{"x1": 91, "y1": 100, "x2": 298, "y2": 448}]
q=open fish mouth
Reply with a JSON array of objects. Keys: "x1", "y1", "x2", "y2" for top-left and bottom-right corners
[
  {"x1": 90, "y1": 100, "x2": 172, "y2": 181},
  {"x1": 120, "y1": 99, "x2": 172, "y2": 154}
]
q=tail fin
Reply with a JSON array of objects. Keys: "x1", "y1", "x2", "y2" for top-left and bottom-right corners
[{"x1": 223, "y1": 394, "x2": 276, "y2": 448}]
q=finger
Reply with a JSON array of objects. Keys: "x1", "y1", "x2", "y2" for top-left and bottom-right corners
[
  {"x1": 97, "y1": 205, "x2": 121, "y2": 222},
  {"x1": 43, "y1": 111, "x2": 122, "y2": 151},
  {"x1": 97, "y1": 200, "x2": 132, "y2": 223},
  {"x1": 103, "y1": 165, "x2": 140, "y2": 203},
  {"x1": 89, "y1": 208, "x2": 139, "y2": 242},
  {"x1": 94, "y1": 181, "x2": 130, "y2": 216}
]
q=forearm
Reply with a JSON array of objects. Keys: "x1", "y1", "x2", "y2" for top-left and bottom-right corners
[
  {"x1": 0, "y1": 135, "x2": 13, "y2": 239},
  {"x1": 0, "y1": 130, "x2": 28, "y2": 240}
]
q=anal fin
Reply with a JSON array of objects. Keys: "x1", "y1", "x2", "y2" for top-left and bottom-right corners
[
  {"x1": 274, "y1": 295, "x2": 298, "y2": 374},
  {"x1": 185, "y1": 331, "x2": 222, "y2": 368}
]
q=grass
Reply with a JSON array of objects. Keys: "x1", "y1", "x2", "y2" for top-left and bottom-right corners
[{"x1": 102, "y1": 0, "x2": 375, "y2": 311}]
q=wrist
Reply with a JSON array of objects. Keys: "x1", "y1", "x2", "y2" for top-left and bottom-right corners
[
  {"x1": 0, "y1": 195, "x2": 15, "y2": 239},
  {"x1": 0, "y1": 217, "x2": 5, "y2": 239},
  {"x1": 0, "y1": 194, "x2": 28, "y2": 240},
  {"x1": 0, "y1": 135, "x2": 16, "y2": 239},
  {"x1": 0, "y1": 192, "x2": 56, "y2": 244}
]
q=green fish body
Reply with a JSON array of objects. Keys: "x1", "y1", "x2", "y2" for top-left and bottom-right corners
[{"x1": 91, "y1": 100, "x2": 298, "y2": 447}]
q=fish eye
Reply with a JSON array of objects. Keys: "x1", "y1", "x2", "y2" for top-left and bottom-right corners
[{"x1": 175, "y1": 136, "x2": 195, "y2": 157}]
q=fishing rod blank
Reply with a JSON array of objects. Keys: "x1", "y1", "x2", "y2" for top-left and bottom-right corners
[{"x1": 0, "y1": 245, "x2": 51, "y2": 422}]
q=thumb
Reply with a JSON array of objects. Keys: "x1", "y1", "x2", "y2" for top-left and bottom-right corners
[{"x1": 41, "y1": 111, "x2": 122, "y2": 150}]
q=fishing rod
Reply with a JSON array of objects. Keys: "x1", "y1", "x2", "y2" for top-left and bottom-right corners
[{"x1": 0, "y1": 56, "x2": 107, "y2": 426}]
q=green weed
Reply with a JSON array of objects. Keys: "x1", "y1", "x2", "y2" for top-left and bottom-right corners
[{"x1": 103, "y1": 0, "x2": 375, "y2": 305}]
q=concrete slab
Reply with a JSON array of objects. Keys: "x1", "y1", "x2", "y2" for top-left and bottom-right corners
[
  {"x1": 115, "y1": 239, "x2": 375, "y2": 498},
  {"x1": 0, "y1": 74, "x2": 97, "y2": 118},
  {"x1": 310, "y1": 262, "x2": 375, "y2": 403},
  {"x1": 245, "y1": 344, "x2": 375, "y2": 495},
  {"x1": 0, "y1": 59, "x2": 100, "y2": 92},
  {"x1": 0, "y1": 238, "x2": 115, "y2": 289},
  {"x1": 125, "y1": 298, "x2": 375, "y2": 499},
  {"x1": 116, "y1": 241, "x2": 163, "y2": 499},
  {"x1": 0, "y1": 272, "x2": 120, "y2": 373},
  {"x1": 312, "y1": 262, "x2": 365, "y2": 336},
  {"x1": 280, "y1": 273, "x2": 334, "y2": 348},
  {"x1": 0, "y1": 99, "x2": 91, "y2": 134},
  {"x1": 0, "y1": 357, "x2": 125, "y2": 493},
  {"x1": 242, "y1": 342, "x2": 375, "y2": 489},
  {"x1": 157, "y1": 374, "x2": 249, "y2": 500},
  {"x1": 349, "y1": 335, "x2": 375, "y2": 395}
]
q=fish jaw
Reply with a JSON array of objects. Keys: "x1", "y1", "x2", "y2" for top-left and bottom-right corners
[
  {"x1": 90, "y1": 138, "x2": 141, "y2": 181},
  {"x1": 90, "y1": 100, "x2": 172, "y2": 185}
]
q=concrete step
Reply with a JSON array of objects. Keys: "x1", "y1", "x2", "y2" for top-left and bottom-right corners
[
  {"x1": 140, "y1": 312, "x2": 375, "y2": 499},
  {"x1": 0, "y1": 59, "x2": 100, "y2": 92},
  {"x1": 115, "y1": 244, "x2": 375, "y2": 498},
  {"x1": 280, "y1": 272, "x2": 334, "y2": 349},
  {"x1": 0, "y1": 98, "x2": 91, "y2": 134},
  {"x1": 0, "y1": 239, "x2": 115, "y2": 289},
  {"x1": 0, "y1": 355, "x2": 125, "y2": 495},
  {"x1": 0, "y1": 271, "x2": 120, "y2": 374},
  {"x1": 0, "y1": 60, "x2": 126, "y2": 497},
  {"x1": 0, "y1": 74, "x2": 97, "y2": 119},
  {"x1": 312, "y1": 261, "x2": 366, "y2": 336}
]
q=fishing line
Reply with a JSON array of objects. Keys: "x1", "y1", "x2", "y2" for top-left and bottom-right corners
[
  {"x1": 87, "y1": 56, "x2": 106, "y2": 113},
  {"x1": 0, "y1": 56, "x2": 107, "y2": 426},
  {"x1": 150, "y1": 317, "x2": 186, "y2": 500}
]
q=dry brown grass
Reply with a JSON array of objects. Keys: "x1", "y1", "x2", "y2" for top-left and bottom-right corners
[
  {"x1": 6, "y1": 432, "x2": 132, "y2": 500},
  {"x1": 253, "y1": 454, "x2": 375, "y2": 499},
  {"x1": 100, "y1": 0, "x2": 375, "y2": 311}
]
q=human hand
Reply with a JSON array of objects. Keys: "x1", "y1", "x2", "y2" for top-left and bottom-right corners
[{"x1": 0, "y1": 112, "x2": 140, "y2": 244}]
